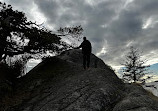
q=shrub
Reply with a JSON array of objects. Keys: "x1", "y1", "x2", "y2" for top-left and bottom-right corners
[{"x1": 0, "y1": 55, "x2": 28, "y2": 83}]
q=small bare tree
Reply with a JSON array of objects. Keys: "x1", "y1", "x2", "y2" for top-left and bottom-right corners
[
  {"x1": 122, "y1": 46, "x2": 150, "y2": 83},
  {"x1": 57, "y1": 25, "x2": 83, "y2": 47}
]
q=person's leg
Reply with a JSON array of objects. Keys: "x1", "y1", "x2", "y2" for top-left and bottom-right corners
[
  {"x1": 83, "y1": 54, "x2": 86, "y2": 69},
  {"x1": 87, "y1": 54, "x2": 90, "y2": 68}
]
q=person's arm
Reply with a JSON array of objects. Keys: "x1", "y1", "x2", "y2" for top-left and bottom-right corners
[
  {"x1": 75, "y1": 42, "x2": 82, "y2": 49},
  {"x1": 78, "y1": 44, "x2": 82, "y2": 48}
]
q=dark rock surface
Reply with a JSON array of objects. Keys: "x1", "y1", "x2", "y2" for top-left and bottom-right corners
[
  {"x1": 113, "y1": 84, "x2": 158, "y2": 111},
  {"x1": 59, "y1": 49, "x2": 109, "y2": 69},
  {"x1": 1, "y1": 49, "x2": 158, "y2": 111}
]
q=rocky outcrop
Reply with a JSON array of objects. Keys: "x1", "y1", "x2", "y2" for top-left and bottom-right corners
[
  {"x1": 1, "y1": 49, "x2": 158, "y2": 111},
  {"x1": 113, "y1": 84, "x2": 158, "y2": 111},
  {"x1": 143, "y1": 81, "x2": 158, "y2": 97},
  {"x1": 59, "y1": 49, "x2": 109, "y2": 69}
]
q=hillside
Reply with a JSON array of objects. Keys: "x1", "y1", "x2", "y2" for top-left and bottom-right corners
[{"x1": 1, "y1": 49, "x2": 158, "y2": 111}]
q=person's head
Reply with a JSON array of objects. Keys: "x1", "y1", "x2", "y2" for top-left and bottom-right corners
[{"x1": 83, "y1": 37, "x2": 86, "y2": 41}]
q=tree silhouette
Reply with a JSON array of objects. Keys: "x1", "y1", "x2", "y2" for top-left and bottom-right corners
[
  {"x1": 0, "y1": 2, "x2": 70, "y2": 61},
  {"x1": 122, "y1": 46, "x2": 150, "y2": 83}
]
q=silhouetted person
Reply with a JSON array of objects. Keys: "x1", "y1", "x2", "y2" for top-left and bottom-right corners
[{"x1": 77, "y1": 37, "x2": 92, "y2": 69}]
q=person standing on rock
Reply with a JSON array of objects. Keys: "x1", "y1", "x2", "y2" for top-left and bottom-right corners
[{"x1": 76, "y1": 37, "x2": 92, "y2": 70}]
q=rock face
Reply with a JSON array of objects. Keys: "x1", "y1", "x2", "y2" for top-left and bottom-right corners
[
  {"x1": 1, "y1": 49, "x2": 158, "y2": 111},
  {"x1": 59, "y1": 49, "x2": 108, "y2": 69},
  {"x1": 114, "y1": 84, "x2": 158, "y2": 111},
  {"x1": 143, "y1": 81, "x2": 158, "y2": 97}
]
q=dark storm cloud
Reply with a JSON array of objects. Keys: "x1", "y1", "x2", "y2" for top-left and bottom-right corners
[
  {"x1": 133, "y1": 0, "x2": 158, "y2": 16},
  {"x1": 34, "y1": 0, "x2": 59, "y2": 24},
  {"x1": 3, "y1": 0, "x2": 35, "y2": 19},
  {"x1": 99, "y1": 0, "x2": 158, "y2": 66},
  {"x1": 1, "y1": 0, "x2": 158, "y2": 69}
]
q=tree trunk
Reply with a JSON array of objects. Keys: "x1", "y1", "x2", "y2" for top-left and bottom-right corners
[{"x1": 133, "y1": 73, "x2": 136, "y2": 82}]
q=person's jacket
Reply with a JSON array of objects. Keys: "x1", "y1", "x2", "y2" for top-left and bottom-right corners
[{"x1": 78, "y1": 40, "x2": 92, "y2": 54}]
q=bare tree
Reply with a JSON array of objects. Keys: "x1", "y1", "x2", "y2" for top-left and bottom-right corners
[
  {"x1": 122, "y1": 46, "x2": 150, "y2": 83},
  {"x1": 57, "y1": 25, "x2": 83, "y2": 47}
]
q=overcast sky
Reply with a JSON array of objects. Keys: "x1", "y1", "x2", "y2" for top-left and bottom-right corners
[{"x1": 1, "y1": 0, "x2": 158, "y2": 71}]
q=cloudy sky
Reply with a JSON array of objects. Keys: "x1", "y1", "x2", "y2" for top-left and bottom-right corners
[{"x1": 1, "y1": 0, "x2": 158, "y2": 77}]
